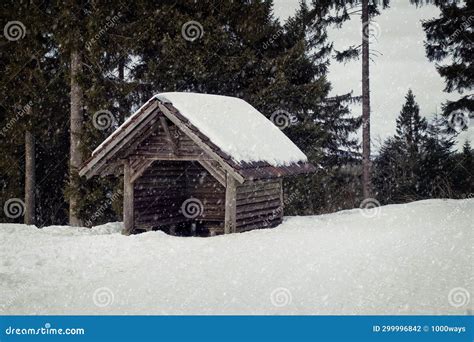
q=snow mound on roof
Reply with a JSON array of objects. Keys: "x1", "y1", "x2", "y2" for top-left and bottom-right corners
[{"x1": 155, "y1": 92, "x2": 307, "y2": 166}]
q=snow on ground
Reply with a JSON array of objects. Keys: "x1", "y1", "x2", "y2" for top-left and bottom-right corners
[{"x1": 0, "y1": 199, "x2": 472, "y2": 315}]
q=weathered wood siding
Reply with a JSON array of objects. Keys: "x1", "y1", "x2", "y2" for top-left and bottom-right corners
[
  {"x1": 133, "y1": 160, "x2": 225, "y2": 231},
  {"x1": 235, "y1": 179, "x2": 283, "y2": 232},
  {"x1": 186, "y1": 162, "x2": 225, "y2": 221},
  {"x1": 134, "y1": 161, "x2": 187, "y2": 230},
  {"x1": 129, "y1": 121, "x2": 210, "y2": 160},
  {"x1": 130, "y1": 119, "x2": 283, "y2": 235}
]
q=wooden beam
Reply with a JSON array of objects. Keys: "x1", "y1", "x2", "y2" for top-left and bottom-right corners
[
  {"x1": 122, "y1": 160, "x2": 134, "y2": 235},
  {"x1": 159, "y1": 116, "x2": 178, "y2": 153},
  {"x1": 87, "y1": 110, "x2": 160, "y2": 178},
  {"x1": 79, "y1": 101, "x2": 159, "y2": 178},
  {"x1": 117, "y1": 118, "x2": 161, "y2": 159},
  {"x1": 198, "y1": 160, "x2": 226, "y2": 187},
  {"x1": 130, "y1": 159, "x2": 155, "y2": 183},
  {"x1": 224, "y1": 172, "x2": 237, "y2": 234},
  {"x1": 131, "y1": 155, "x2": 214, "y2": 162},
  {"x1": 279, "y1": 178, "x2": 284, "y2": 219},
  {"x1": 158, "y1": 103, "x2": 245, "y2": 184}
]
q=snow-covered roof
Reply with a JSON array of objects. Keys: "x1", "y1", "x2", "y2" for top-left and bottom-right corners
[
  {"x1": 154, "y1": 92, "x2": 307, "y2": 166},
  {"x1": 82, "y1": 92, "x2": 315, "y2": 180}
]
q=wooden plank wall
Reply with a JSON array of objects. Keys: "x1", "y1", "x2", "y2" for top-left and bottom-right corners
[
  {"x1": 235, "y1": 179, "x2": 283, "y2": 232},
  {"x1": 133, "y1": 160, "x2": 226, "y2": 231},
  {"x1": 130, "y1": 124, "x2": 209, "y2": 159},
  {"x1": 133, "y1": 161, "x2": 187, "y2": 230},
  {"x1": 185, "y1": 162, "x2": 225, "y2": 222}
]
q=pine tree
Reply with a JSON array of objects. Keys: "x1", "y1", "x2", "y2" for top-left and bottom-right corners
[
  {"x1": 51, "y1": 0, "x2": 88, "y2": 226},
  {"x1": 307, "y1": 0, "x2": 390, "y2": 200},
  {"x1": 395, "y1": 90, "x2": 427, "y2": 157},
  {"x1": 373, "y1": 137, "x2": 404, "y2": 202},
  {"x1": 281, "y1": 2, "x2": 362, "y2": 214},
  {"x1": 374, "y1": 93, "x2": 456, "y2": 203},
  {"x1": 374, "y1": 90, "x2": 427, "y2": 202},
  {"x1": 418, "y1": 1, "x2": 473, "y2": 131},
  {"x1": 451, "y1": 141, "x2": 474, "y2": 197},
  {"x1": 52, "y1": 1, "x2": 131, "y2": 226},
  {"x1": 0, "y1": 0, "x2": 64, "y2": 225},
  {"x1": 419, "y1": 115, "x2": 455, "y2": 198}
]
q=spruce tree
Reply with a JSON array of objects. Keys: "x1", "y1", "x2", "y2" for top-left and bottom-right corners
[
  {"x1": 374, "y1": 89, "x2": 430, "y2": 203},
  {"x1": 374, "y1": 90, "x2": 427, "y2": 202},
  {"x1": 419, "y1": 115, "x2": 455, "y2": 198},
  {"x1": 395, "y1": 90, "x2": 427, "y2": 157},
  {"x1": 374, "y1": 93, "x2": 457, "y2": 203},
  {"x1": 0, "y1": 0, "x2": 66, "y2": 225},
  {"x1": 306, "y1": 0, "x2": 391, "y2": 200},
  {"x1": 53, "y1": 1, "x2": 131, "y2": 226},
  {"x1": 451, "y1": 141, "x2": 474, "y2": 197},
  {"x1": 417, "y1": 1, "x2": 473, "y2": 131},
  {"x1": 281, "y1": 2, "x2": 362, "y2": 214},
  {"x1": 51, "y1": 0, "x2": 88, "y2": 226}
]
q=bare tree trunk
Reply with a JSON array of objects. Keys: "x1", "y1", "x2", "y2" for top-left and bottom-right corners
[
  {"x1": 24, "y1": 129, "x2": 35, "y2": 225},
  {"x1": 361, "y1": 0, "x2": 372, "y2": 199},
  {"x1": 69, "y1": 50, "x2": 83, "y2": 226}
]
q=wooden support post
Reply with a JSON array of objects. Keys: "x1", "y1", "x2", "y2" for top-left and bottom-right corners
[
  {"x1": 279, "y1": 178, "x2": 284, "y2": 220},
  {"x1": 24, "y1": 130, "x2": 36, "y2": 225},
  {"x1": 224, "y1": 173, "x2": 237, "y2": 234},
  {"x1": 159, "y1": 116, "x2": 178, "y2": 153},
  {"x1": 122, "y1": 160, "x2": 134, "y2": 235}
]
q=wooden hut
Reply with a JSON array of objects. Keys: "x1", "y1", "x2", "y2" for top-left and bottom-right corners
[{"x1": 79, "y1": 93, "x2": 315, "y2": 236}]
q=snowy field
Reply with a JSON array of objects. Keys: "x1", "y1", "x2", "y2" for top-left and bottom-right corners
[{"x1": 0, "y1": 199, "x2": 472, "y2": 315}]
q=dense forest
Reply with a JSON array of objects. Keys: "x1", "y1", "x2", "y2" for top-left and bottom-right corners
[{"x1": 0, "y1": 0, "x2": 472, "y2": 227}]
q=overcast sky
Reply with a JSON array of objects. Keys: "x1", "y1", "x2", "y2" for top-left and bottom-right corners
[{"x1": 272, "y1": 0, "x2": 472, "y2": 149}]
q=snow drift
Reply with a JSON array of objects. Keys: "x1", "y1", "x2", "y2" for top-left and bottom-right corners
[{"x1": 0, "y1": 199, "x2": 472, "y2": 315}]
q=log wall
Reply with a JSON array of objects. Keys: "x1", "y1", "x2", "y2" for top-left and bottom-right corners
[
  {"x1": 235, "y1": 179, "x2": 283, "y2": 232},
  {"x1": 185, "y1": 162, "x2": 225, "y2": 221},
  {"x1": 133, "y1": 161, "x2": 226, "y2": 232},
  {"x1": 133, "y1": 161, "x2": 187, "y2": 231}
]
